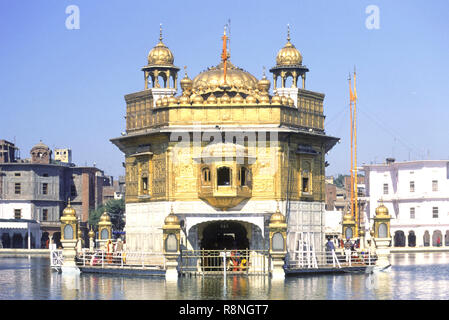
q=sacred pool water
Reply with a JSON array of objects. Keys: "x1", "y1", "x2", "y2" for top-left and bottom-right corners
[{"x1": 1, "y1": 252, "x2": 448, "y2": 300}]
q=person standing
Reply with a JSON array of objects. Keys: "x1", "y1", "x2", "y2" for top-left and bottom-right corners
[
  {"x1": 325, "y1": 238, "x2": 335, "y2": 264},
  {"x1": 344, "y1": 238, "x2": 352, "y2": 265}
]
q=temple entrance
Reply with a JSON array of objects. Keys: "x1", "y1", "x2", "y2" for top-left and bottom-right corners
[{"x1": 200, "y1": 221, "x2": 249, "y2": 250}]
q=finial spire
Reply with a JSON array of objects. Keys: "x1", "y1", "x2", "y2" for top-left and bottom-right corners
[
  {"x1": 159, "y1": 23, "x2": 163, "y2": 42},
  {"x1": 184, "y1": 65, "x2": 188, "y2": 77},
  {"x1": 287, "y1": 23, "x2": 291, "y2": 42},
  {"x1": 262, "y1": 66, "x2": 266, "y2": 78},
  {"x1": 68, "y1": 197, "x2": 71, "y2": 206}
]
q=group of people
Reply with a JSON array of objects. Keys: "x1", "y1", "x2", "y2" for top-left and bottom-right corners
[{"x1": 325, "y1": 237, "x2": 361, "y2": 265}]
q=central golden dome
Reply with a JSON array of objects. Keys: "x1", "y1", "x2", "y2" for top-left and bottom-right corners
[{"x1": 192, "y1": 61, "x2": 258, "y2": 96}]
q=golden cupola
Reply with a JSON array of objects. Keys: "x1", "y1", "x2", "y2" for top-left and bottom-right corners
[
  {"x1": 147, "y1": 39, "x2": 174, "y2": 66},
  {"x1": 142, "y1": 24, "x2": 180, "y2": 90},
  {"x1": 270, "y1": 25, "x2": 309, "y2": 90},
  {"x1": 276, "y1": 31, "x2": 302, "y2": 66}
]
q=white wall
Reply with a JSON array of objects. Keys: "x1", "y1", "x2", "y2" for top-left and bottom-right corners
[{"x1": 0, "y1": 201, "x2": 33, "y2": 220}]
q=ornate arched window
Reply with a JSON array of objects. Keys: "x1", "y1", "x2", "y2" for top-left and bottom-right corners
[
  {"x1": 202, "y1": 167, "x2": 211, "y2": 183},
  {"x1": 239, "y1": 167, "x2": 250, "y2": 187},
  {"x1": 217, "y1": 167, "x2": 231, "y2": 186}
]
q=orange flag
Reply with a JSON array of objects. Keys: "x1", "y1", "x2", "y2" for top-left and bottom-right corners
[{"x1": 349, "y1": 78, "x2": 355, "y2": 102}]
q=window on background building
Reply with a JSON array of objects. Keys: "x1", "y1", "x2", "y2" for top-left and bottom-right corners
[
  {"x1": 14, "y1": 209, "x2": 21, "y2": 219},
  {"x1": 14, "y1": 173, "x2": 21, "y2": 177},
  {"x1": 43, "y1": 173, "x2": 48, "y2": 177},
  {"x1": 432, "y1": 180, "x2": 438, "y2": 192},
  {"x1": 410, "y1": 207, "x2": 415, "y2": 219},
  {"x1": 43, "y1": 209, "x2": 48, "y2": 221},
  {"x1": 14, "y1": 183, "x2": 21, "y2": 194},
  {"x1": 433, "y1": 207, "x2": 439, "y2": 218},
  {"x1": 383, "y1": 183, "x2": 388, "y2": 195},
  {"x1": 42, "y1": 183, "x2": 48, "y2": 195},
  {"x1": 410, "y1": 181, "x2": 415, "y2": 193}
]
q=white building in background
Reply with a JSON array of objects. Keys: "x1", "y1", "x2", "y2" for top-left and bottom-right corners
[{"x1": 363, "y1": 159, "x2": 449, "y2": 247}]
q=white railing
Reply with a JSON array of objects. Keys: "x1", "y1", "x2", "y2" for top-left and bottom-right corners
[
  {"x1": 50, "y1": 249, "x2": 63, "y2": 270},
  {"x1": 76, "y1": 250, "x2": 166, "y2": 270},
  {"x1": 287, "y1": 249, "x2": 377, "y2": 269}
]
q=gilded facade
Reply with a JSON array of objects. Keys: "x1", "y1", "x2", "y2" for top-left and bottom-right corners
[{"x1": 111, "y1": 26, "x2": 338, "y2": 254}]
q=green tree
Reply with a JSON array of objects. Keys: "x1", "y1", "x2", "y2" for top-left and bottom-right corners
[
  {"x1": 89, "y1": 198, "x2": 125, "y2": 231},
  {"x1": 334, "y1": 174, "x2": 347, "y2": 188}
]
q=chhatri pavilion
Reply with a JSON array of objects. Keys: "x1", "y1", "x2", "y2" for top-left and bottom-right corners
[{"x1": 111, "y1": 25, "x2": 339, "y2": 255}]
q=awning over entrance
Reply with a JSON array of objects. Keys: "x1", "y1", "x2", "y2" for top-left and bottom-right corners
[{"x1": 0, "y1": 219, "x2": 40, "y2": 230}]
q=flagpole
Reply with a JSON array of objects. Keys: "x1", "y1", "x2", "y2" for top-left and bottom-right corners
[
  {"x1": 349, "y1": 74, "x2": 354, "y2": 230},
  {"x1": 353, "y1": 67, "x2": 359, "y2": 238}
]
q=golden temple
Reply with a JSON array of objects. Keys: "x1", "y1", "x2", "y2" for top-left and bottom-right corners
[{"x1": 111, "y1": 24, "x2": 339, "y2": 255}]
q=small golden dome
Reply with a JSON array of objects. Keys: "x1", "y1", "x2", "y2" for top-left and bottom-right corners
[
  {"x1": 164, "y1": 210, "x2": 180, "y2": 226},
  {"x1": 162, "y1": 96, "x2": 169, "y2": 106},
  {"x1": 343, "y1": 212, "x2": 354, "y2": 222},
  {"x1": 147, "y1": 26, "x2": 174, "y2": 66},
  {"x1": 180, "y1": 67, "x2": 193, "y2": 92},
  {"x1": 168, "y1": 95, "x2": 178, "y2": 106},
  {"x1": 245, "y1": 94, "x2": 257, "y2": 104},
  {"x1": 179, "y1": 95, "x2": 191, "y2": 105},
  {"x1": 270, "y1": 205, "x2": 286, "y2": 224},
  {"x1": 219, "y1": 92, "x2": 231, "y2": 104},
  {"x1": 276, "y1": 27, "x2": 302, "y2": 66},
  {"x1": 271, "y1": 94, "x2": 281, "y2": 104},
  {"x1": 231, "y1": 93, "x2": 244, "y2": 104},
  {"x1": 88, "y1": 228, "x2": 95, "y2": 238},
  {"x1": 100, "y1": 211, "x2": 111, "y2": 222},
  {"x1": 155, "y1": 98, "x2": 163, "y2": 107},
  {"x1": 375, "y1": 202, "x2": 389, "y2": 216},
  {"x1": 359, "y1": 229, "x2": 365, "y2": 236},
  {"x1": 257, "y1": 75, "x2": 271, "y2": 92},
  {"x1": 192, "y1": 94, "x2": 204, "y2": 105},
  {"x1": 259, "y1": 95, "x2": 270, "y2": 104},
  {"x1": 370, "y1": 229, "x2": 375, "y2": 237},
  {"x1": 207, "y1": 93, "x2": 217, "y2": 104},
  {"x1": 62, "y1": 200, "x2": 76, "y2": 217}
]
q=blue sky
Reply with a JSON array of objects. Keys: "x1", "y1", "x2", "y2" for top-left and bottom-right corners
[{"x1": 1, "y1": 0, "x2": 448, "y2": 178}]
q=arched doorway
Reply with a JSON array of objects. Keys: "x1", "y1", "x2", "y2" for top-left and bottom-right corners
[
  {"x1": 200, "y1": 221, "x2": 249, "y2": 250},
  {"x1": 408, "y1": 231, "x2": 416, "y2": 247},
  {"x1": 432, "y1": 230, "x2": 442, "y2": 247},
  {"x1": 445, "y1": 231, "x2": 449, "y2": 246},
  {"x1": 1, "y1": 233, "x2": 11, "y2": 248},
  {"x1": 423, "y1": 231, "x2": 430, "y2": 247},
  {"x1": 12, "y1": 233, "x2": 23, "y2": 248},
  {"x1": 394, "y1": 230, "x2": 406, "y2": 247},
  {"x1": 41, "y1": 232, "x2": 49, "y2": 249}
]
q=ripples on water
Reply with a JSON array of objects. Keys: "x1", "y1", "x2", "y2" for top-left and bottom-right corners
[{"x1": 1, "y1": 252, "x2": 449, "y2": 300}]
